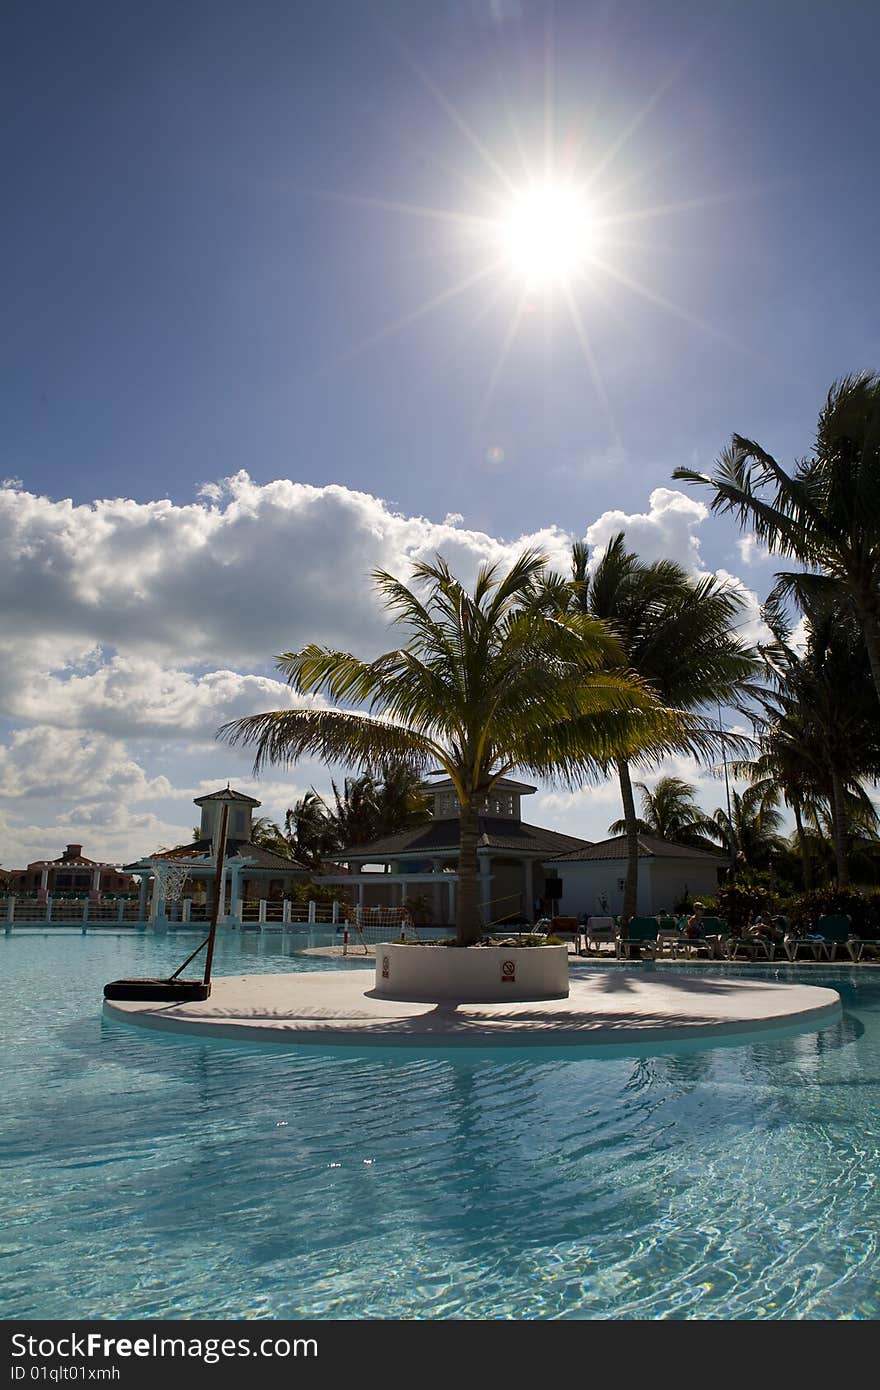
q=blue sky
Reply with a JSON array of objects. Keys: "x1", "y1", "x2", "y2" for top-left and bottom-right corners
[{"x1": 2, "y1": 0, "x2": 878, "y2": 866}]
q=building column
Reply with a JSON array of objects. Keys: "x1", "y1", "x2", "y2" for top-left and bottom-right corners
[
  {"x1": 90, "y1": 866, "x2": 102, "y2": 904},
  {"x1": 138, "y1": 874, "x2": 149, "y2": 920},
  {"x1": 218, "y1": 861, "x2": 229, "y2": 924},
  {"x1": 356, "y1": 879, "x2": 365, "y2": 910},
  {"x1": 524, "y1": 858, "x2": 535, "y2": 923},
  {"x1": 38, "y1": 867, "x2": 49, "y2": 903},
  {"x1": 228, "y1": 865, "x2": 242, "y2": 926},
  {"x1": 479, "y1": 855, "x2": 492, "y2": 927},
  {"x1": 152, "y1": 864, "x2": 167, "y2": 922}
]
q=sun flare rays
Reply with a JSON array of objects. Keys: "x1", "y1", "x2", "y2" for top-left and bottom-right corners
[{"x1": 313, "y1": 29, "x2": 753, "y2": 441}]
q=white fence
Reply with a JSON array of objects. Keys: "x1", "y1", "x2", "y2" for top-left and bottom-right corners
[{"x1": 3, "y1": 895, "x2": 349, "y2": 931}]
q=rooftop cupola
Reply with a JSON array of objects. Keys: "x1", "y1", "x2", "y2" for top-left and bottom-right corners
[{"x1": 193, "y1": 785, "x2": 261, "y2": 844}]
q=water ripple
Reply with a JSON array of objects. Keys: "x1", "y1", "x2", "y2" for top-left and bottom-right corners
[{"x1": 0, "y1": 934, "x2": 877, "y2": 1318}]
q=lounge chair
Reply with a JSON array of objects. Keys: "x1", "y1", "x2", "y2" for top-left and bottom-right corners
[
  {"x1": 786, "y1": 915, "x2": 853, "y2": 961},
  {"x1": 699, "y1": 915, "x2": 728, "y2": 959},
  {"x1": 583, "y1": 916, "x2": 617, "y2": 955},
  {"x1": 852, "y1": 930, "x2": 880, "y2": 962},
  {"x1": 656, "y1": 916, "x2": 679, "y2": 955},
  {"x1": 817, "y1": 914, "x2": 858, "y2": 962},
  {"x1": 616, "y1": 916, "x2": 659, "y2": 959},
  {"x1": 551, "y1": 916, "x2": 583, "y2": 953},
  {"x1": 665, "y1": 914, "x2": 716, "y2": 959},
  {"x1": 671, "y1": 928, "x2": 714, "y2": 959},
  {"x1": 726, "y1": 930, "x2": 773, "y2": 961}
]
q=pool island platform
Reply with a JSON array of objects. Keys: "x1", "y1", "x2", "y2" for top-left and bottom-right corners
[{"x1": 103, "y1": 969, "x2": 842, "y2": 1051}]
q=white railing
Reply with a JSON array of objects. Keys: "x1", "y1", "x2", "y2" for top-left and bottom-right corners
[{"x1": 3, "y1": 895, "x2": 348, "y2": 931}]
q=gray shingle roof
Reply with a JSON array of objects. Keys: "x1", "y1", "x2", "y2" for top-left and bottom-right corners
[
  {"x1": 548, "y1": 834, "x2": 724, "y2": 863},
  {"x1": 329, "y1": 818, "x2": 591, "y2": 860},
  {"x1": 193, "y1": 787, "x2": 262, "y2": 806}
]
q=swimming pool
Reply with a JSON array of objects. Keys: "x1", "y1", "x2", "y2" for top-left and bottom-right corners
[{"x1": 1, "y1": 931, "x2": 877, "y2": 1320}]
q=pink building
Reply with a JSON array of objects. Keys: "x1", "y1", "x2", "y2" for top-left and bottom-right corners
[{"x1": 9, "y1": 844, "x2": 135, "y2": 902}]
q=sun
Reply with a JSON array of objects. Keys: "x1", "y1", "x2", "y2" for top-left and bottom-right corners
[{"x1": 498, "y1": 182, "x2": 596, "y2": 287}]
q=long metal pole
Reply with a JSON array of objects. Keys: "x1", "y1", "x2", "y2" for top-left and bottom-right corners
[{"x1": 203, "y1": 802, "x2": 229, "y2": 988}]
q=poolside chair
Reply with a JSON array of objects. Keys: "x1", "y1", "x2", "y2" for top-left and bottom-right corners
[
  {"x1": 816, "y1": 914, "x2": 857, "y2": 962},
  {"x1": 852, "y1": 929, "x2": 880, "y2": 962},
  {"x1": 785, "y1": 914, "x2": 853, "y2": 961},
  {"x1": 726, "y1": 929, "x2": 773, "y2": 962},
  {"x1": 672, "y1": 927, "x2": 714, "y2": 959},
  {"x1": 583, "y1": 916, "x2": 617, "y2": 955},
  {"x1": 616, "y1": 916, "x2": 659, "y2": 960},
  {"x1": 551, "y1": 916, "x2": 583, "y2": 954},
  {"x1": 656, "y1": 916, "x2": 679, "y2": 956},
  {"x1": 699, "y1": 915, "x2": 729, "y2": 960}
]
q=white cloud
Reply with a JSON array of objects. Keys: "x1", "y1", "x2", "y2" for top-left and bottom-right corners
[
  {"x1": 708, "y1": 568, "x2": 771, "y2": 646},
  {"x1": 1, "y1": 473, "x2": 771, "y2": 863},
  {"x1": 6, "y1": 656, "x2": 318, "y2": 740},
  {"x1": 0, "y1": 727, "x2": 172, "y2": 802},
  {"x1": 585, "y1": 487, "x2": 708, "y2": 568},
  {"x1": 0, "y1": 472, "x2": 572, "y2": 677},
  {"x1": 736, "y1": 533, "x2": 772, "y2": 566}
]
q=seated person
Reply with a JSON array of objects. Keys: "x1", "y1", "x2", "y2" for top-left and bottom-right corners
[
  {"x1": 685, "y1": 903, "x2": 705, "y2": 939},
  {"x1": 748, "y1": 913, "x2": 773, "y2": 938}
]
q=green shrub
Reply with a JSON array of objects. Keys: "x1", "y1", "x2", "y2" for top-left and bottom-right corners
[
  {"x1": 714, "y1": 883, "x2": 776, "y2": 932},
  {"x1": 782, "y1": 886, "x2": 874, "y2": 935},
  {"x1": 287, "y1": 880, "x2": 349, "y2": 905}
]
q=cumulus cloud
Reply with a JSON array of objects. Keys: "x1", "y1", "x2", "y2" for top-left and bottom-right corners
[
  {"x1": 0, "y1": 727, "x2": 173, "y2": 802},
  {"x1": 6, "y1": 656, "x2": 319, "y2": 740},
  {"x1": 1, "y1": 473, "x2": 771, "y2": 863},
  {"x1": 736, "y1": 533, "x2": 773, "y2": 566},
  {"x1": 710, "y1": 569, "x2": 771, "y2": 646},
  {"x1": 0, "y1": 472, "x2": 572, "y2": 676},
  {"x1": 585, "y1": 487, "x2": 708, "y2": 568}
]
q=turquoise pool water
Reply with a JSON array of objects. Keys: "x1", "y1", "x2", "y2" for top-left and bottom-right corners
[{"x1": 1, "y1": 931, "x2": 878, "y2": 1320}]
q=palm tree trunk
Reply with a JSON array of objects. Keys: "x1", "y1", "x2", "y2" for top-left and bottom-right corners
[
  {"x1": 829, "y1": 769, "x2": 850, "y2": 888},
  {"x1": 792, "y1": 799, "x2": 813, "y2": 893},
  {"x1": 456, "y1": 800, "x2": 481, "y2": 946},
  {"x1": 617, "y1": 758, "x2": 639, "y2": 926},
  {"x1": 861, "y1": 613, "x2": 880, "y2": 710}
]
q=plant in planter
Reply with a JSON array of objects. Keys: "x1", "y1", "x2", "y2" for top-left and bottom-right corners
[{"x1": 220, "y1": 550, "x2": 711, "y2": 947}]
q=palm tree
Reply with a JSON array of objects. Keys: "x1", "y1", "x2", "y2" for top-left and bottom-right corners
[
  {"x1": 371, "y1": 759, "x2": 431, "y2": 837},
  {"x1": 544, "y1": 534, "x2": 757, "y2": 921},
  {"x1": 608, "y1": 775, "x2": 718, "y2": 849},
  {"x1": 249, "y1": 816, "x2": 294, "y2": 857},
  {"x1": 711, "y1": 786, "x2": 786, "y2": 874},
  {"x1": 283, "y1": 790, "x2": 337, "y2": 870},
  {"x1": 324, "y1": 762, "x2": 430, "y2": 849},
  {"x1": 673, "y1": 372, "x2": 880, "y2": 703},
  {"x1": 729, "y1": 711, "x2": 822, "y2": 891},
  {"x1": 219, "y1": 550, "x2": 701, "y2": 945},
  {"x1": 746, "y1": 594, "x2": 880, "y2": 886}
]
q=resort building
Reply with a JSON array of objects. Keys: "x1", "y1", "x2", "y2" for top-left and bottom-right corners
[
  {"x1": 321, "y1": 775, "x2": 590, "y2": 927},
  {"x1": 123, "y1": 786, "x2": 312, "y2": 921},
  {"x1": 7, "y1": 844, "x2": 136, "y2": 901},
  {"x1": 545, "y1": 834, "x2": 726, "y2": 918}
]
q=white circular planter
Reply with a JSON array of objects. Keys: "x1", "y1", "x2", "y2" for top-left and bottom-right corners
[{"x1": 373, "y1": 942, "x2": 570, "y2": 1001}]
